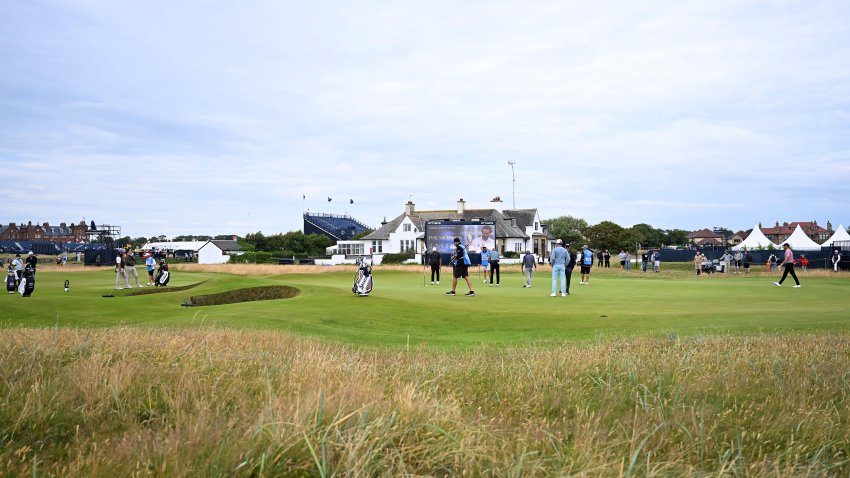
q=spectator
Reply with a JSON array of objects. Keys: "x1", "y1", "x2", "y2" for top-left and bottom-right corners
[
  {"x1": 734, "y1": 251, "x2": 743, "y2": 273},
  {"x1": 618, "y1": 250, "x2": 626, "y2": 269},
  {"x1": 603, "y1": 250, "x2": 611, "y2": 268},
  {"x1": 641, "y1": 251, "x2": 649, "y2": 272},
  {"x1": 549, "y1": 239, "x2": 568, "y2": 297},
  {"x1": 832, "y1": 250, "x2": 841, "y2": 272},
  {"x1": 800, "y1": 254, "x2": 808, "y2": 272},
  {"x1": 743, "y1": 251, "x2": 753, "y2": 274},
  {"x1": 653, "y1": 250, "x2": 661, "y2": 273},
  {"x1": 768, "y1": 253, "x2": 778, "y2": 272},
  {"x1": 694, "y1": 252, "x2": 703, "y2": 275},
  {"x1": 522, "y1": 250, "x2": 535, "y2": 288},
  {"x1": 597, "y1": 250, "x2": 604, "y2": 267},
  {"x1": 427, "y1": 247, "x2": 442, "y2": 285},
  {"x1": 625, "y1": 252, "x2": 632, "y2": 271},
  {"x1": 773, "y1": 243, "x2": 801, "y2": 288}
]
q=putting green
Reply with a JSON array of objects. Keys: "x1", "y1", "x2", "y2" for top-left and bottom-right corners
[{"x1": 2, "y1": 267, "x2": 847, "y2": 347}]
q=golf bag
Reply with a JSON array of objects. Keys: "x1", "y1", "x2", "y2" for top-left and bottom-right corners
[
  {"x1": 6, "y1": 268, "x2": 16, "y2": 293},
  {"x1": 19, "y1": 265, "x2": 35, "y2": 297},
  {"x1": 352, "y1": 259, "x2": 373, "y2": 296},
  {"x1": 155, "y1": 262, "x2": 170, "y2": 286}
]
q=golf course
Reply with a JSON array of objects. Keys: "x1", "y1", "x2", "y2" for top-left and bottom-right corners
[{"x1": 2, "y1": 264, "x2": 848, "y2": 476}]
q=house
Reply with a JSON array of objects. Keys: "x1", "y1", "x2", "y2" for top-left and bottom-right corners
[
  {"x1": 0, "y1": 221, "x2": 88, "y2": 243},
  {"x1": 687, "y1": 228, "x2": 724, "y2": 246},
  {"x1": 762, "y1": 221, "x2": 831, "y2": 244},
  {"x1": 344, "y1": 197, "x2": 552, "y2": 262},
  {"x1": 198, "y1": 240, "x2": 244, "y2": 264}
]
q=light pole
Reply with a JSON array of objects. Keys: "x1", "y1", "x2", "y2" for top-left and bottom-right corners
[{"x1": 507, "y1": 161, "x2": 516, "y2": 209}]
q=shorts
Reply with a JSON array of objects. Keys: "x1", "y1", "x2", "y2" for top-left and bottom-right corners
[
  {"x1": 453, "y1": 263, "x2": 469, "y2": 278},
  {"x1": 743, "y1": 263, "x2": 750, "y2": 269},
  {"x1": 735, "y1": 261, "x2": 742, "y2": 267},
  {"x1": 654, "y1": 261, "x2": 660, "y2": 268},
  {"x1": 580, "y1": 265, "x2": 591, "y2": 274},
  {"x1": 481, "y1": 264, "x2": 490, "y2": 271}
]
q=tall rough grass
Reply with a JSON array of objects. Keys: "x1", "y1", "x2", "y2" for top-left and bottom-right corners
[{"x1": 2, "y1": 329, "x2": 848, "y2": 476}]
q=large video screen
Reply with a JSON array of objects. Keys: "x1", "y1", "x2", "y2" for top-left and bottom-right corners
[{"x1": 425, "y1": 221, "x2": 497, "y2": 254}]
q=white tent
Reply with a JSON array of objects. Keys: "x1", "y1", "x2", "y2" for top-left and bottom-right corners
[
  {"x1": 782, "y1": 225, "x2": 822, "y2": 251},
  {"x1": 822, "y1": 224, "x2": 850, "y2": 246},
  {"x1": 732, "y1": 225, "x2": 778, "y2": 251}
]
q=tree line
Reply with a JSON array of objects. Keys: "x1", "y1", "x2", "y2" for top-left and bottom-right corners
[{"x1": 544, "y1": 216, "x2": 690, "y2": 252}]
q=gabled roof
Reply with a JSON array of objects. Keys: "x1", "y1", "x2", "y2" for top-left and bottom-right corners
[
  {"x1": 362, "y1": 208, "x2": 530, "y2": 241},
  {"x1": 783, "y1": 225, "x2": 822, "y2": 251},
  {"x1": 732, "y1": 225, "x2": 778, "y2": 251},
  {"x1": 689, "y1": 228, "x2": 719, "y2": 239},
  {"x1": 206, "y1": 240, "x2": 243, "y2": 252},
  {"x1": 822, "y1": 225, "x2": 850, "y2": 245}
]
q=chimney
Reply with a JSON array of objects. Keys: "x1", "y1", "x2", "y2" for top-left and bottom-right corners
[
  {"x1": 405, "y1": 200, "x2": 415, "y2": 216},
  {"x1": 490, "y1": 196, "x2": 503, "y2": 213},
  {"x1": 60, "y1": 222, "x2": 66, "y2": 227},
  {"x1": 232, "y1": 235, "x2": 237, "y2": 241},
  {"x1": 43, "y1": 222, "x2": 49, "y2": 228},
  {"x1": 381, "y1": 216, "x2": 387, "y2": 226},
  {"x1": 457, "y1": 198, "x2": 466, "y2": 215}
]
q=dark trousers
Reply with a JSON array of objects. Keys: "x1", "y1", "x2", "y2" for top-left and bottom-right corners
[
  {"x1": 604, "y1": 258, "x2": 610, "y2": 267},
  {"x1": 489, "y1": 261, "x2": 500, "y2": 284},
  {"x1": 430, "y1": 265, "x2": 440, "y2": 282},
  {"x1": 565, "y1": 268, "x2": 573, "y2": 293},
  {"x1": 779, "y1": 263, "x2": 800, "y2": 285}
]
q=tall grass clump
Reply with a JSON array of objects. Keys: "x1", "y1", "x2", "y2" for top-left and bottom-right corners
[{"x1": 1, "y1": 329, "x2": 848, "y2": 476}]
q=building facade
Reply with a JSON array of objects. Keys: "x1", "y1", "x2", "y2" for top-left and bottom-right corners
[{"x1": 0, "y1": 221, "x2": 88, "y2": 243}]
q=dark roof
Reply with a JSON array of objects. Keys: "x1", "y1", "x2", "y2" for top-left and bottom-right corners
[
  {"x1": 43, "y1": 226, "x2": 74, "y2": 236},
  {"x1": 689, "y1": 228, "x2": 718, "y2": 239},
  {"x1": 206, "y1": 240, "x2": 243, "y2": 252},
  {"x1": 0, "y1": 225, "x2": 9, "y2": 235},
  {"x1": 503, "y1": 209, "x2": 537, "y2": 230},
  {"x1": 362, "y1": 208, "x2": 530, "y2": 241}
]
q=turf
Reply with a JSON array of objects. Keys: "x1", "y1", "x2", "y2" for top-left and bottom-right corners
[{"x1": 2, "y1": 267, "x2": 847, "y2": 347}]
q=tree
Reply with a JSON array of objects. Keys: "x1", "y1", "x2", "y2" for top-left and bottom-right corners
[
  {"x1": 214, "y1": 234, "x2": 237, "y2": 240},
  {"x1": 584, "y1": 221, "x2": 628, "y2": 251},
  {"x1": 661, "y1": 229, "x2": 690, "y2": 246},
  {"x1": 624, "y1": 223, "x2": 665, "y2": 249},
  {"x1": 544, "y1": 216, "x2": 588, "y2": 246}
]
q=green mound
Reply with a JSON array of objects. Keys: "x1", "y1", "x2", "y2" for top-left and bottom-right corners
[{"x1": 186, "y1": 285, "x2": 300, "y2": 306}]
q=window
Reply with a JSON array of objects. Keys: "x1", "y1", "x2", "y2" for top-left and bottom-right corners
[
  {"x1": 372, "y1": 240, "x2": 382, "y2": 253},
  {"x1": 515, "y1": 243, "x2": 523, "y2": 252},
  {"x1": 400, "y1": 240, "x2": 413, "y2": 252},
  {"x1": 534, "y1": 222, "x2": 539, "y2": 231},
  {"x1": 403, "y1": 223, "x2": 412, "y2": 232},
  {"x1": 338, "y1": 243, "x2": 364, "y2": 256}
]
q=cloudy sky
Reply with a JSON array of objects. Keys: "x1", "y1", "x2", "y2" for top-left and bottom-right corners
[{"x1": 2, "y1": 0, "x2": 849, "y2": 238}]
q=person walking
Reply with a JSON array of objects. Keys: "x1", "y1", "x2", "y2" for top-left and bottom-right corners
[
  {"x1": 549, "y1": 239, "x2": 568, "y2": 297},
  {"x1": 125, "y1": 251, "x2": 143, "y2": 288},
  {"x1": 480, "y1": 246, "x2": 490, "y2": 283},
  {"x1": 831, "y1": 250, "x2": 841, "y2": 272},
  {"x1": 522, "y1": 250, "x2": 536, "y2": 288},
  {"x1": 580, "y1": 244, "x2": 594, "y2": 284},
  {"x1": 427, "y1": 247, "x2": 442, "y2": 285},
  {"x1": 447, "y1": 237, "x2": 475, "y2": 296},
  {"x1": 565, "y1": 244, "x2": 577, "y2": 294},
  {"x1": 115, "y1": 249, "x2": 127, "y2": 290},
  {"x1": 11, "y1": 254, "x2": 23, "y2": 288},
  {"x1": 145, "y1": 252, "x2": 156, "y2": 285},
  {"x1": 773, "y1": 243, "x2": 801, "y2": 288},
  {"x1": 25, "y1": 252, "x2": 38, "y2": 275},
  {"x1": 487, "y1": 246, "x2": 501, "y2": 287}
]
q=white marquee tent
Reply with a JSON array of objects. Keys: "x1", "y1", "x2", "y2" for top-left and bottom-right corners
[
  {"x1": 781, "y1": 225, "x2": 822, "y2": 251},
  {"x1": 822, "y1": 224, "x2": 850, "y2": 246},
  {"x1": 731, "y1": 225, "x2": 778, "y2": 251}
]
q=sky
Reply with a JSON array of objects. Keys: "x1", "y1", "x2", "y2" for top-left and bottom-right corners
[{"x1": 2, "y1": 0, "x2": 849, "y2": 239}]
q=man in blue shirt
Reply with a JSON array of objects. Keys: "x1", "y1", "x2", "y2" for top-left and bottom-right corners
[
  {"x1": 447, "y1": 237, "x2": 475, "y2": 297},
  {"x1": 480, "y1": 246, "x2": 490, "y2": 283},
  {"x1": 580, "y1": 245, "x2": 594, "y2": 284},
  {"x1": 487, "y1": 246, "x2": 500, "y2": 287},
  {"x1": 549, "y1": 239, "x2": 569, "y2": 297}
]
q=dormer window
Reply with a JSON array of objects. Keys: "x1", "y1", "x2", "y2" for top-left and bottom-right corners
[
  {"x1": 534, "y1": 222, "x2": 539, "y2": 231},
  {"x1": 403, "y1": 224, "x2": 412, "y2": 232}
]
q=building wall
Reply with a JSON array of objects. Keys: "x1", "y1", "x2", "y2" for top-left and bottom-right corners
[{"x1": 198, "y1": 244, "x2": 230, "y2": 264}]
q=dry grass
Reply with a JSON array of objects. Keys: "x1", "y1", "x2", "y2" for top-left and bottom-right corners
[{"x1": 2, "y1": 329, "x2": 848, "y2": 477}]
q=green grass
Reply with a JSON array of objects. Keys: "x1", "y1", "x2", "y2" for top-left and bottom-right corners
[{"x1": 3, "y1": 266, "x2": 847, "y2": 347}]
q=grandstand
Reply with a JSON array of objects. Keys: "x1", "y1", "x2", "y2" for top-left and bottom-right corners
[{"x1": 303, "y1": 213, "x2": 371, "y2": 242}]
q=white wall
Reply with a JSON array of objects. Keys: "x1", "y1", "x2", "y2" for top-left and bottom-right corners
[{"x1": 198, "y1": 244, "x2": 230, "y2": 264}]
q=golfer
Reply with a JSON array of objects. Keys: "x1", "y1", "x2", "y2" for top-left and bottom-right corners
[
  {"x1": 522, "y1": 250, "x2": 536, "y2": 288},
  {"x1": 125, "y1": 251, "x2": 143, "y2": 288},
  {"x1": 447, "y1": 237, "x2": 475, "y2": 297},
  {"x1": 549, "y1": 239, "x2": 568, "y2": 297},
  {"x1": 773, "y1": 243, "x2": 801, "y2": 288},
  {"x1": 115, "y1": 249, "x2": 127, "y2": 290}
]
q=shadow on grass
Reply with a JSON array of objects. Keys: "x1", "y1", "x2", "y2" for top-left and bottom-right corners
[
  {"x1": 126, "y1": 281, "x2": 208, "y2": 296},
  {"x1": 185, "y1": 285, "x2": 300, "y2": 307}
]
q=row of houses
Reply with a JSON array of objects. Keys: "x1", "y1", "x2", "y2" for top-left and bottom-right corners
[
  {"x1": 688, "y1": 221, "x2": 834, "y2": 247},
  {"x1": 0, "y1": 221, "x2": 89, "y2": 243}
]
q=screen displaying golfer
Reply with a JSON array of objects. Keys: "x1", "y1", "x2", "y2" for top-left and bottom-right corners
[{"x1": 425, "y1": 222, "x2": 496, "y2": 255}]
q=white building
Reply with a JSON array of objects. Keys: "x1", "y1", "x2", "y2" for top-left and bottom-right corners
[
  {"x1": 198, "y1": 240, "x2": 244, "y2": 264},
  {"x1": 344, "y1": 197, "x2": 552, "y2": 263}
]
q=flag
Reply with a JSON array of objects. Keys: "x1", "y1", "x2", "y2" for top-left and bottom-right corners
[
  {"x1": 302, "y1": 194, "x2": 305, "y2": 200},
  {"x1": 327, "y1": 197, "x2": 332, "y2": 202},
  {"x1": 349, "y1": 199, "x2": 354, "y2": 204}
]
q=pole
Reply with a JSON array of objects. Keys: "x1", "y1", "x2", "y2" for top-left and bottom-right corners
[{"x1": 507, "y1": 161, "x2": 516, "y2": 209}]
